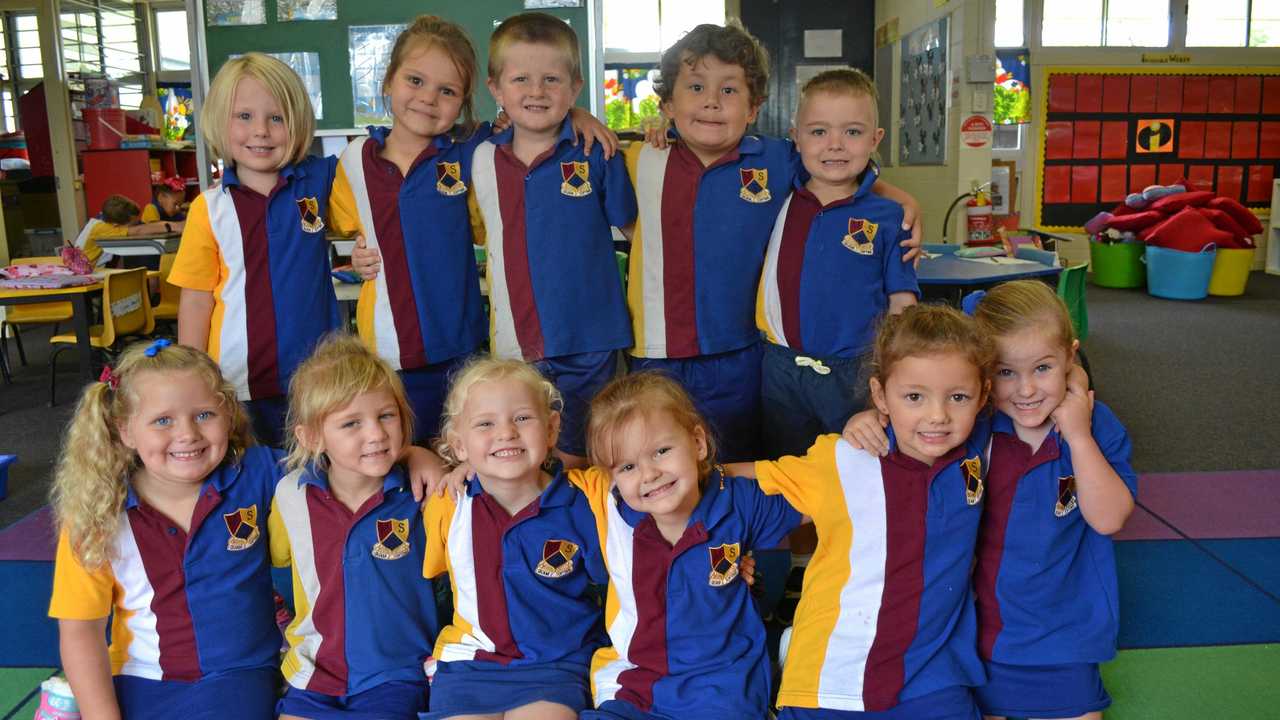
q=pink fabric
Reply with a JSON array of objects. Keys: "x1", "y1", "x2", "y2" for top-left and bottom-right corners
[{"x1": 1, "y1": 262, "x2": 71, "y2": 278}]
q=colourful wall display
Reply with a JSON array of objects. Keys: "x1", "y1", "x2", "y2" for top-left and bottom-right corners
[{"x1": 1036, "y1": 67, "x2": 1280, "y2": 230}]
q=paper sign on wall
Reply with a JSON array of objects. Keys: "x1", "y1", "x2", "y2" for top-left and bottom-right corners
[{"x1": 961, "y1": 115, "x2": 993, "y2": 148}]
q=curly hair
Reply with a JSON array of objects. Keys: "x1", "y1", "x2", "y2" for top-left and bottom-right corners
[
  {"x1": 383, "y1": 15, "x2": 481, "y2": 136},
  {"x1": 586, "y1": 371, "x2": 717, "y2": 486},
  {"x1": 435, "y1": 357, "x2": 562, "y2": 467},
  {"x1": 654, "y1": 21, "x2": 770, "y2": 107},
  {"x1": 52, "y1": 341, "x2": 251, "y2": 570}
]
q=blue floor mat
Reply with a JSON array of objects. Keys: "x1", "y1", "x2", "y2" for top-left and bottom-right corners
[
  {"x1": 1117, "y1": 538, "x2": 1280, "y2": 648},
  {"x1": 0, "y1": 562, "x2": 58, "y2": 668}
]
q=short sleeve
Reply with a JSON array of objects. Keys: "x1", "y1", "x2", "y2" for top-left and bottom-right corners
[
  {"x1": 622, "y1": 142, "x2": 643, "y2": 187},
  {"x1": 328, "y1": 157, "x2": 363, "y2": 238},
  {"x1": 1090, "y1": 402, "x2": 1138, "y2": 497},
  {"x1": 734, "y1": 479, "x2": 802, "y2": 550},
  {"x1": 422, "y1": 493, "x2": 456, "y2": 579},
  {"x1": 601, "y1": 149, "x2": 638, "y2": 230},
  {"x1": 467, "y1": 190, "x2": 487, "y2": 248},
  {"x1": 48, "y1": 530, "x2": 115, "y2": 620},
  {"x1": 140, "y1": 204, "x2": 161, "y2": 224},
  {"x1": 754, "y1": 434, "x2": 842, "y2": 517},
  {"x1": 883, "y1": 211, "x2": 920, "y2": 297},
  {"x1": 168, "y1": 193, "x2": 222, "y2": 292},
  {"x1": 267, "y1": 494, "x2": 291, "y2": 569}
]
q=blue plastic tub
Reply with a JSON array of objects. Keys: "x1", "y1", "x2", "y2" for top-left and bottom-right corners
[
  {"x1": 1144, "y1": 244, "x2": 1216, "y2": 300},
  {"x1": 0, "y1": 455, "x2": 15, "y2": 501}
]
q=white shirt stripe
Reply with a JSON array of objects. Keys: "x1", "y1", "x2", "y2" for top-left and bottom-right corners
[
  {"x1": 438, "y1": 492, "x2": 497, "y2": 661},
  {"x1": 592, "y1": 493, "x2": 640, "y2": 703},
  {"x1": 470, "y1": 142, "x2": 521, "y2": 360},
  {"x1": 204, "y1": 186, "x2": 251, "y2": 400},
  {"x1": 274, "y1": 473, "x2": 325, "y2": 689},
  {"x1": 113, "y1": 516, "x2": 162, "y2": 680},
  {"x1": 339, "y1": 138, "x2": 403, "y2": 369},
  {"x1": 634, "y1": 145, "x2": 670, "y2": 358},
  {"x1": 760, "y1": 192, "x2": 794, "y2": 346}
]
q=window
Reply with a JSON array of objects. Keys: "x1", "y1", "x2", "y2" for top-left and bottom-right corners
[
  {"x1": 16, "y1": 14, "x2": 42, "y2": 80},
  {"x1": 57, "y1": 1, "x2": 144, "y2": 109},
  {"x1": 602, "y1": 0, "x2": 724, "y2": 54},
  {"x1": 1042, "y1": 0, "x2": 1169, "y2": 46},
  {"x1": 1187, "y1": 0, "x2": 1280, "y2": 46},
  {"x1": 995, "y1": 0, "x2": 1024, "y2": 48},
  {"x1": 154, "y1": 9, "x2": 190, "y2": 71}
]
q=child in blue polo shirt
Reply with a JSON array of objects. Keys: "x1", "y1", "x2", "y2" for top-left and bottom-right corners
[
  {"x1": 422, "y1": 358, "x2": 609, "y2": 719},
  {"x1": 969, "y1": 280, "x2": 1136, "y2": 720},
  {"x1": 271, "y1": 334, "x2": 442, "y2": 719},
  {"x1": 49, "y1": 339, "x2": 284, "y2": 719}
]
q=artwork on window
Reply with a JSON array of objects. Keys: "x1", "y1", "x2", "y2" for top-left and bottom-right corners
[
  {"x1": 994, "y1": 49, "x2": 1030, "y2": 125},
  {"x1": 206, "y1": 0, "x2": 265, "y2": 26},
  {"x1": 898, "y1": 16, "x2": 948, "y2": 166},
  {"x1": 278, "y1": 0, "x2": 337, "y2": 22},
  {"x1": 350, "y1": 25, "x2": 407, "y2": 127}
]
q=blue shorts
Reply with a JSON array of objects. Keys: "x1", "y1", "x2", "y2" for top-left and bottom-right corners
[
  {"x1": 277, "y1": 680, "x2": 428, "y2": 720},
  {"x1": 535, "y1": 350, "x2": 619, "y2": 457},
  {"x1": 246, "y1": 395, "x2": 288, "y2": 448},
  {"x1": 422, "y1": 660, "x2": 591, "y2": 718},
  {"x1": 760, "y1": 342, "x2": 869, "y2": 459},
  {"x1": 974, "y1": 660, "x2": 1111, "y2": 718},
  {"x1": 400, "y1": 356, "x2": 469, "y2": 444},
  {"x1": 630, "y1": 342, "x2": 763, "y2": 462},
  {"x1": 580, "y1": 699, "x2": 666, "y2": 719},
  {"x1": 779, "y1": 686, "x2": 981, "y2": 720},
  {"x1": 114, "y1": 667, "x2": 277, "y2": 720}
]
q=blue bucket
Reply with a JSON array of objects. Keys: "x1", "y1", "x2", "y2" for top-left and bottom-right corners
[
  {"x1": 1144, "y1": 244, "x2": 1216, "y2": 300},
  {"x1": 0, "y1": 454, "x2": 15, "y2": 501}
]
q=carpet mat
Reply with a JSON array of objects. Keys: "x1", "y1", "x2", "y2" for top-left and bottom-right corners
[{"x1": 1102, "y1": 643, "x2": 1279, "y2": 719}]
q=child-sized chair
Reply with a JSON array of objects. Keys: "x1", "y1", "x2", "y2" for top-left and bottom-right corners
[
  {"x1": 0, "y1": 256, "x2": 75, "y2": 368},
  {"x1": 48, "y1": 267, "x2": 155, "y2": 405},
  {"x1": 152, "y1": 253, "x2": 181, "y2": 325}
]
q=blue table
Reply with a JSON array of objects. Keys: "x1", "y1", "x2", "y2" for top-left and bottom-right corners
[{"x1": 917, "y1": 244, "x2": 1061, "y2": 303}]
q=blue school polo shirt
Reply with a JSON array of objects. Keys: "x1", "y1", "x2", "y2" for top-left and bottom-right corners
[
  {"x1": 757, "y1": 165, "x2": 919, "y2": 358},
  {"x1": 170, "y1": 156, "x2": 341, "y2": 401},
  {"x1": 471, "y1": 118, "x2": 636, "y2": 361},
  {"x1": 268, "y1": 465, "x2": 440, "y2": 697},
  {"x1": 330, "y1": 126, "x2": 488, "y2": 371},
  {"x1": 569, "y1": 467, "x2": 802, "y2": 720},
  {"x1": 754, "y1": 424, "x2": 991, "y2": 712},
  {"x1": 49, "y1": 446, "x2": 285, "y2": 681},
  {"x1": 624, "y1": 134, "x2": 799, "y2": 359},
  {"x1": 424, "y1": 470, "x2": 609, "y2": 669},
  {"x1": 975, "y1": 402, "x2": 1138, "y2": 665}
]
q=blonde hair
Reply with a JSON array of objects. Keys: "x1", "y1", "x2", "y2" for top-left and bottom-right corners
[
  {"x1": 52, "y1": 342, "x2": 251, "y2": 570},
  {"x1": 973, "y1": 280, "x2": 1076, "y2": 354},
  {"x1": 436, "y1": 357, "x2": 562, "y2": 467},
  {"x1": 869, "y1": 303, "x2": 996, "y2": 387},
  {"x1": 384, "y1": 15, "x2": 480, "y2": 136},
  {"x1": 488, "y1": 12, "x2": 582, "y2": 83},
  {"x1": 285, "y1": 333, "x2": 414, "y2": 473},
  {"x1": 587, "y1": 372, "x2": 717, "y2": 484},
  {"x1": 799, "y1": 68, "x2": 879, "y2": 125},
  {"x1": 200, "y1": 52, "x2": 314, "y2": 168}
]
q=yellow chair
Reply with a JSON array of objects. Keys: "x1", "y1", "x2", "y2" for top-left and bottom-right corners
[
  {"x1": 1, "y1": 255, "x2": 75, "y2": 367},
  {"x1": 153, "y1": 253, "x2": 181, "y2": 323},
  {"x1": 48, "y1": 268, "x2": 155, "y2": 405}
]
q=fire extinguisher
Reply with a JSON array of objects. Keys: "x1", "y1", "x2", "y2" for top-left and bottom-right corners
[{"x1": 966, "y1": 188, "x2": 995, "y2": 246}]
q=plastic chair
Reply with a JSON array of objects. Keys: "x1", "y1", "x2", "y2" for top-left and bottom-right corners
[
  {"x1": 1056, "y1": 263, "x2": 1089, "y2": 342},
  {"x1": 0, "y1": 255, "x2": 75, "y2": 367},
  {"x1": 152, "y1": 253, "x2": 181, "y2": 323},
  {"x1": 48, "y1": 268, "x2": 155, "y2": 405}
]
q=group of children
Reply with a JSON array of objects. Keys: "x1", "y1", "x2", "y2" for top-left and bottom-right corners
[
  {"x1": 75, "y1": 180, "x2": 187, "y2": 267},
  {"x1": 44, "y1": 10, "x2": 1137, "y2": 720}
]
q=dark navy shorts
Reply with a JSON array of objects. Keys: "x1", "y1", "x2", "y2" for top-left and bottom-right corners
[
  {"x1": 245, "y1": 395, "x2": 289, "y2": 448},
  {"x1": 535, "y1": 349, "x2": 619, "y2": 457},
  {"x1": 760, "y1": 341, "x2": 869, "y2": 459},
  {"x1": 630, "y1": 342, "x2": 763, "y2": 462},
  {"x1": 400, "y1": 355, "x2": 470, "y2": 445},
  {"x1": 114, "y1": 666, "x2": 277, "y2": 720},
  {"x1": 581, "y1": 698, "x2": 668, "y2": 719},
  {"x1": 778, "y1": 686, "x2": 982, "y2": 720},
  {"x1": 975, "y1": 660, "x2": 1111, "y2": 718},
  {"x1": 422, "y1": 659, "x2": 591, "y2": 718},
  {"x1": 276, "y1": 679, "x2": 428, "y2": 720}
]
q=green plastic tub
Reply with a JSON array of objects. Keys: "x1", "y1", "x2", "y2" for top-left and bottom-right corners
[{"x1": 1090, "y1": 241, "x2": 1146, "y2": 288}]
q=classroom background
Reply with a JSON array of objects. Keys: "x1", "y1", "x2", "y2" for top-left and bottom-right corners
[{"x1": 0, "y1": 0, "x2": 1277, "y2": 717}]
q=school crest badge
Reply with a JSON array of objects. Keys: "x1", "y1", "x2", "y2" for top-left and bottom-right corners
[
  {"x1": 560, "y1": 161, "x2": 592, "y2": 197},
  {"x1": 962, "y1": 455, "x2": 984, "y2": 505},
  {"x1": 708, "y1": 543, "x2": 741, "y2": 587},
  {"x1": 842, "y1": 218, "x2": 878, "y2": 255},
  {"x1": 372, "y1": 518, "x2": 410, "y2": 560},
  {"x1": 1055, "y1": 476, "x2": 1079, "y2": 517},
  {"x1": 223, "y1": 505, "x2": 260, "y2": 551},
  {"x1": 535, "y1": 539, "x2": 579, "y2": 578},
  {"x1": 436, "y1": 161, "x2": 467, "y2": 196},
  {"x1": 296, "y1": 196, "x2": 325, "y2": 234},
  {"x1": 739, "y1": 168, "x2": 771, "y2": 203}
]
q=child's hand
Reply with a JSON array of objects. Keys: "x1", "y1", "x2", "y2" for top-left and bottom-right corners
[
  {"x1": 900, "y1": 200, "x2": 923, "y2": 265},
  {"x1": 443, "y1": 462, "x2": 471, "y2": 500},
  {"x1": 842, "y1": 408, "x2": 891, "y2": 456},
  {"x1": 403, "y1": 446, "x2": 447, "y2": 502},
  {"x1": 1067, "y1": 361, "x2": 1091, "y2": 398},
  {"x1": 569, "y1": 107, "x2": 619, "y2": 159},
  {"x1": 642, "y1": 116, "x2": 670, "y2": 149},
  {"x1": 1051, "y1": 382, "x2": 1094, "y2": 445},
  {"x1": 351, "y1": 236, "x2": 382, "y2": 281},
  {"x1": 493, "y1": 108, "x2": 511, "y2": 133},
  {"x1": 740, "y1": 553, "x2": 757, "y2": 587}
]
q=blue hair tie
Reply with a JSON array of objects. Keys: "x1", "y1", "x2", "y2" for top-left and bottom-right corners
[
  {"x1": 960, "y1": 290, "x2": 986, "y2": 317},
  {"x1": 144, "y1": 338, "x2": 172, "y2": 357}
]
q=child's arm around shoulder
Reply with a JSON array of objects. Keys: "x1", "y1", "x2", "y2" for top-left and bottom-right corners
[
  {"x1": 870, "y1": 178, "x2": 923, "y2": 263},
  {"x1": 1053, "y1": 390, "x2": 1136, "y2": 535},
  {"x1": 729, "y1": 434, "x2": 845, "y2": 519}
]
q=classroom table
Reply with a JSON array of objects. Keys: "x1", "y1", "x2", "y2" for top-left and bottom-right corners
[
  {"x1": 96, "y1": 231, "x2": 181, "y2": 256},
  {"x1": 916, "y1": 245, "x2": 1062, "y2": 304},
  {"x1": 0, "y1": 279, "x2": 103, "y2": 384}
]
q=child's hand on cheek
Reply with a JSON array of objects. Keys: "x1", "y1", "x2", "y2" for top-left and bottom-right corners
[{"x1": 1051, "y1": 384, "x2": 1094, "y2": 445}]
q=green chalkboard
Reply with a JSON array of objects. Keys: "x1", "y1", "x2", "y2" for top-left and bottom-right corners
[{"x1": 204, "y1": 0, "x2": 592, "y2": 130}]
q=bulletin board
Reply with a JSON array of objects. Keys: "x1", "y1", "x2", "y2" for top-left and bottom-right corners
[
  {"x1": 898, "y1": 16, "x2": 948, "y2": 166},
  {"x1": 203, "y1": 0, "x2": 592, "y2": 130},
  {"x1": 1035, "y1": 67, "x2": 1280, "y2": 230}
]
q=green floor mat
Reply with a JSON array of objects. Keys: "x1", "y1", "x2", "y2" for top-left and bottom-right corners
[
  {"x1": 0, "y1": 667, "x2": 56, "y2": 718},
  {"x1": 1103, "y1": 644, "x2": 1279, "y2": 719},
  {"x1": 6, "y1": 693, "x2": 40, "y2": 720}
]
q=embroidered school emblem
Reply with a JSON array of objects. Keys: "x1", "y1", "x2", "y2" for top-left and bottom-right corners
[
  {"x1": 1055, "y1": 475, "x2": 1079, "y2": 517},
  {"x1": 842, "y1": 218, "x2": 878, "y2": 255},
  {"x1": 296, "y1": 196, "x2": 325, "y2": 234},
  {"x1": 708, "y1": 543, "x2": 741, "y2": 587},
  {"x1": 223, "y1": 505, "x2": 260, "y2": 551},
  {"x1": 436, "y1": 161, "x2": 467, "y2": 196},
  {"x1": 560, "y1": 161, "x2": 593, "y2": 197},
  {"x1": 738, "y1": 168, "x2": 771, "y2": 203},
  {"x1": 372, "y1": 518, "x2": 410, "y2": 560},
  {"x1": 962, "y1": 455, "x2": 984, "y2": 505},
  {"x1": 535, "y1": 539, "x2": 579, "y2": 578}
]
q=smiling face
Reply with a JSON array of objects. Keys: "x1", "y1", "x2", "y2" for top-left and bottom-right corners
[
  {"x1": 992, "y1": 326, "x2": 1076, "y2": 435},
  {"x1": 487, "y1": 41, "x2": 582, "y2": 140},
  {"x1": 793, "y1": 89, "x2": 883, "y2": 195},
  {"x1": 870, "y1": 352, "x2": 987, "y2": 466},
  {"x1": 661, "y1": 54, "x2": 760, "y2": 166},
  {"x1": 302, "y1": 389, "x2": 405, "y2": 488},
  {"x1": 118, "y1": 370, "x2": 231, "y2": 494},
  {"x1": 450, "y1": 377, "x2": 559, "y2": 486},
  {"x1": 226, "y1": 75, "x2": 289, "y2": 183},
  {"x1": 387, "y1": 43, "x2": 467, "y2": 143},
  {"x1": 608, "y1": 409, "x2": 706, "y2": 527}
]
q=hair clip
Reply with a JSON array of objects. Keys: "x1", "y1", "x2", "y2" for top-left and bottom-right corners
[
  {"x1": 161, "y1": 176, "x2": 185, "y2": 193},
  {"x1": 98, "y1": 365, "x2": 120, "y2": 390},
  {"x1": 144, "y1": 338, "x2": 172, "y2": 357},
  {"x1": 960, "y1": 290, "x2": 986, "y2": 317}
]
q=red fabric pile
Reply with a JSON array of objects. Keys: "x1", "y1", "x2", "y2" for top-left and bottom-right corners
[{"x1": 1098, "y1": 185, "x2": 1261, "y2": 252}]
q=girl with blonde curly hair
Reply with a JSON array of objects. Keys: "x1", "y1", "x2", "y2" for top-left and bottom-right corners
[{"x1": 48, "y1": 338, "x2": 284, "y2": 719}]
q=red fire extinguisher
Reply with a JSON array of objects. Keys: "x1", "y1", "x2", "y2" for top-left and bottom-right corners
[{"x1": 966, "y1": 189, "x2": 995, "y2": 246}]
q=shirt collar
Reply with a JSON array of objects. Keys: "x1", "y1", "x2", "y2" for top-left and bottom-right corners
[
  {"x1": 790, "y1": 159, "x2": 880, "y2": 206},
  {"x1": 124, "y1": 456, "x2": 243, "y2": 509},
  {"x1": 220, "y1": 161, "x2": 300, "y2": 193},
  {"x1": 667, "y1": 126, "x2": 766, "y2": 159},
  {"x1": 884, "y1": 426, "x2": 973, "y2": 478},
  {"x1": 489, "y1": 114, "x2": 576, "y2": 150},
  {"x1": 464, "y1": 469, "x2": 575, "y2": 509},
  {"x1": 367, "y1": 124, "x2": 457, "y2": 152},
  {"x1": 296, "y1": 462, "x2": 408, "y2": 495}
]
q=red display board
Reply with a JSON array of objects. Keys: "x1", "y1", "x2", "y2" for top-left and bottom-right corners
[{"x1": 1037, "y1": 68, "x2": 1280, "y2": 230}]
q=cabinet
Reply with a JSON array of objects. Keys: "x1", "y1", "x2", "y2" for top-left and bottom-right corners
[
  {"x1": 1269, "y1": 179, "x2": 1280, "y2": 276},
  {"x1": 82, "y1": 148, "x2": 197, "y2": 217}
]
